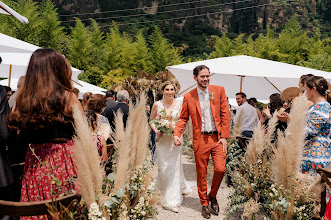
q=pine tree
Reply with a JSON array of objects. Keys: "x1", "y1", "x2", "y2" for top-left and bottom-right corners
[
  {"x1": 39, "y1": 0, "x2": 64, "y2": 51},
  {"x1": 67, "y1": 18, "x2": 93, "y2": 70},
  {"x1": 133, "y1": 31, "x2": 152, "y2": 74},
  {"x1": 149, "y1": 26, "x2": 182, "y2": 73}
]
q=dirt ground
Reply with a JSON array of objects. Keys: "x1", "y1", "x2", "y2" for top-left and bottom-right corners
[{"x1": 156, "y1": 154, "x2": 234, "y2": 220}]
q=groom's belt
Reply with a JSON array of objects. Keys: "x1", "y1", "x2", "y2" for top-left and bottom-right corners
[{"x1": 201, "y1": 131, "x2": 218, "y2": 135}]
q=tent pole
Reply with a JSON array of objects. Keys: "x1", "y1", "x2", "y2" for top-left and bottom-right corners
[
  {"x1": 72, "y1": 79, "x2": 83, "y2": 87},
  {"x1": 240, "y1": 76, "x2": 243, "y2": 92},
  {"x1": 264, "y1": 77, "x2": 281, "y2": 93},
  {"x1": 8, "y1": 64, "x2": 12, "y2": 87}
]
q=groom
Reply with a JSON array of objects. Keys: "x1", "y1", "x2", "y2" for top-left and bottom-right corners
[{"x1": 173, "y1": 65, "x2": 230, "y2": 219}]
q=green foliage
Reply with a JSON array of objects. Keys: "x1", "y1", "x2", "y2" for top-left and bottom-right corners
[
  {"x1": 133, "y1": 31, "x2": 152, "y2": 74},
  {"x1": 38, "y1": 0, "x2": 64, "y2": 51},
  {"x1": 149, "y1": 26, "x2": 182, "y2": 73},
  {"x1": 67, "y1": 18, "x2": 93, "y2": 70},
  {"x1": 209, "y1": 16, "x2": 331, "y2": 72}
]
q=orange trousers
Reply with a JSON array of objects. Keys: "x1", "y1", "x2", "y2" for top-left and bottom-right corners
[{"x1": 194, "y1": 133, "x2": 226, "y2": 206}]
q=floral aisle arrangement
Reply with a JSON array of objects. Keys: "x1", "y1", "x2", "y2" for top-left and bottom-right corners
[
  {"x1": 71, "y1": 94, "x2": 158, "y2": 220},
  {"x1": 227, "y1": 93, "x2": 322, "y2": 220}
]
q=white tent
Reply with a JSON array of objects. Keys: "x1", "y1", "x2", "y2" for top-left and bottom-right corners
[
  {"x1": 0, "y1": 78, "x2": 106, "y2": 99},
  {"x1": 0, "y1": 33, "x2": 38, "y2": 53},
  {"x1": 0, "y1": 52, "x2": 82, "y2": 84},
  {"x1": 0, "y1": 1, "x2": 28, "y2": 24},
  {"x1": 167, "y1": 55, "x2": 331, "y2": 103}
]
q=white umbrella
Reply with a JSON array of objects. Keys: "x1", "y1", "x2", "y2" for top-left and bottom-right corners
[
  {"x1": 167, "y1": 55, "x2": 331, "y2": 102},
  {"x1": 0, "y1": 1, "x2": 28, "y2": 24},
  {"x1": 0, "y1": 52, "x2": 82, "y2": 86},
  {"x1": 0, "y1": 78, "x2": 106, "y2": 99},
  {"x1": 73, "y1": 80, "x2": 106, "y2": 99},
  {"x1": 0, "y1": 33, "x2": 39, "y2": 53}
]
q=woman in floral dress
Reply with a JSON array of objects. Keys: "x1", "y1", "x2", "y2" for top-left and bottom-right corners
[
  {"x1": 9, "y1": 48, "x2": 84, "y2": 219},
  {"x1": 301, "y1": 76, "x2": 331, "y2": 174}
]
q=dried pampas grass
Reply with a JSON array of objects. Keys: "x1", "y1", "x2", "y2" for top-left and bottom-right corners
[
  {"x1": 272, "y1": 93, "x2": 308, "y2": 189},
  {"x1": 232, "y1": 109, "x2": 243, "y2": 138},
  {"x1": 245, "y1": 122, "x2": 264, "y2": 165},
  {"x1": 112, "y1": 93, "x2": 151, "y2": 192},
  {"x1": 72, "y1": 104, "x2": 103, "y2": 206}
]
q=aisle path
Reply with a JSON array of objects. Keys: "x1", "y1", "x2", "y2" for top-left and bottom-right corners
[{"x1": 156, "y1": 154, "x2": 232, "y2": 220}]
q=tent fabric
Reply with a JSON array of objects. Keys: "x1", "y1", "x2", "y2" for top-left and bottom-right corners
[
  {"x1": 0, "y1": 78, "x2": 106, "y2": 99},
  {"x1": 167, "y1": 55, "x2": 331, "y2": 101},
  {"x1": 0, "y1": 1, "x2": 28, "y2": 24},
  {"x1": 0, "y1": 33, "x2": 38, "y2": 53},
  {"x1": 0, "y1": 52, "x2": 82, "y2": 82}
]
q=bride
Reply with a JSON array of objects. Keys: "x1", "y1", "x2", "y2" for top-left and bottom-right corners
[{"x1": 150, "y1": 81, "x2": 191, "y2": 213}]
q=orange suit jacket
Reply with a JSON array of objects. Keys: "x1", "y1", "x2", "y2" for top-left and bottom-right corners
[{"x1": 173, "y1": 85, "x2": 231, "y2": 152}]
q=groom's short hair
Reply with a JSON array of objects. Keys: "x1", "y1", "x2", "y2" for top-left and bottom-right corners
[{"x1": 193, "y1": 65, "x2": 210, "y2": 77}]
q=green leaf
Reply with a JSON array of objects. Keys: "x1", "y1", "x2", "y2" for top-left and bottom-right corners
[
  {"x1": 115, "y1": 188, "x2": 125, "y2": 198},
  {"x1": 107, "y1": 173, "x2": 116, "y2": 182},
  {"x1": 56, "y1": 180, "x2": 62, "y2": 186}
]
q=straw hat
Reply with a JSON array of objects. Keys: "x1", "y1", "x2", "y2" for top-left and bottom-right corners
[{"x1": 280, "y1": 87, "x2": 302, "y2": 102}]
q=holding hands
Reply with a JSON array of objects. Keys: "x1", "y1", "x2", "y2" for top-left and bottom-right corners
[{"x1": 173, "y1": 135, "x2": 182, "y2": 146}]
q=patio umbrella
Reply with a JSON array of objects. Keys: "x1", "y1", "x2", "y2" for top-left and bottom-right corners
[
  {"x1": 167, "y1": 55, "x2": 331, "y2": 102},
  {"x1": 0, "y1": 53, "x2": 82, "y2": 86},
  {"x1": 0, "y1": 1, "x2": 28, "y2": 24},
  {"x1": 0, "y1": 33, "x2": 39, "y2": 53}
]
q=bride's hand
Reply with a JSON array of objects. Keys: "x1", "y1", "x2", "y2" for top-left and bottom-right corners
[{"x1": 156, "y1": 130, "x2": 163, "y2": 139}]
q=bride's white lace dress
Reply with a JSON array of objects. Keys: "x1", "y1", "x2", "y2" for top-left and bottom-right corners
[{"x1": 154, "y1": 100, "x2": 192, "y2": 208}]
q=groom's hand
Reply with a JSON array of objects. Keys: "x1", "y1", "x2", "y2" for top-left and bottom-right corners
[
  {"x1": 217, "y1": 138, "x2": 227, "y2": 153},
  {"x1": 173, "y1": 135, "x2": 182, "y2": 146}
]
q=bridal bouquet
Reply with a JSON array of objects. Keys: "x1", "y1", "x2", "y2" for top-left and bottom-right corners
[{"x1": 149, "y1": 108, "x2": 178, "y2": 138}]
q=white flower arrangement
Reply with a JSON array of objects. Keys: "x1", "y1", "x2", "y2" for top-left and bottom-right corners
[{"x1": 88, "y1": 202, "x2": 106, "y2": 220}]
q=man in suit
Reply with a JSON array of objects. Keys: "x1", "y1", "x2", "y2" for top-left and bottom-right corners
[
  {"x1": 102, "y1": 90, "x2": 129, "y2": 134},
  {"x1": 173, "y1": 65, "x2": 231, "y2": 219},
  {"x1": 105, "y1": 89, "x2": 117, "y2": 109}
]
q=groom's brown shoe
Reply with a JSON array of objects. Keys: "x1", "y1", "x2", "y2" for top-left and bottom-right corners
[
  {"x1": 201, "y1": 206, "x2": 211, "y2": 219},
  {"x1": 208, "y1": 194, "x2": 219, "y2": 215}
]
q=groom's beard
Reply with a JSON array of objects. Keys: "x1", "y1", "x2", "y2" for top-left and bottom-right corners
[{"x1": 197, "y1": 79, "x2": 209, "y2": 89}]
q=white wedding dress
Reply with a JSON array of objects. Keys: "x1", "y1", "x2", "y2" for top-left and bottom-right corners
[{"x1": 154, "y1": 100, "x2": 192, "y2": 209}]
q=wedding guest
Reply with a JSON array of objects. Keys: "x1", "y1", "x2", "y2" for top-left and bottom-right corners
[
  {"x1": 0, "y1": 85, "x2": 14, "y2": 205},
  {"x1": 72, "y1": 88, "x2": 80, "y2": 98},
  {"x1": 301, "y1": 76, "x2": 331, "y2": 174},
  {"x1": 248, "y1": 97, "x2": 262, "y2": 121},
  {"x1": 234, "y1": 92, "x2": 259, "y2": 149},
  {"x1": 82, "y1": 92, "x2": 92, "y2": 109},
  {"x1": 86, "y1": 94, "x2": 111, "y2": 140},
  {"x1": 3, "y1": 86, "x2": 12, "y2": 100},
  {"x1": 102, "y1": 90, "x2": 130, "y2": 134},
  {"x1": 8, "y1": 76, "x2": 25, "y2": 109},
  {"x1": 105, "y1": 89, "x2": 117, "y2": 109},
  {"x1": 84, "y1": 110, "x2": 107, "y2": 162},
  {"x1": 8, "y1": 48, "x2": 83, "y2": 218}
]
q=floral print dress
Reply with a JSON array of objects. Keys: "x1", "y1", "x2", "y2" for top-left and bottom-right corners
[
  {"x1": 301, "y1": 101, "x2": 331, "y2": 173},
  {"x1": 20, "y1": 140, "x2": 78, "y2": 220}
]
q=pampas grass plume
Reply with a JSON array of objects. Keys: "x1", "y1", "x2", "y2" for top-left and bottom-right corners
[
  {"x1": 245, "y1": 122, "x2": 264, "y2": 165},
  {"x1": 72, "y1": 104, "x2": 103, "y2": 206}
]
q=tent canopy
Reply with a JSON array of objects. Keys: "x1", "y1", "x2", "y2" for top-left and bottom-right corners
[
  {"x1": 0, "y1": 52, "x2": 82, "y2": 83},
  {"x1": 0, "y1": 1, "x2": 28, "y2": 24},
  {"x1": 0, "y1": 78, "x2": 106, "y2": 99},
  {"x1": 0, "y1": 33, "x2": 38, "y2": 53},
  {"x1": 167, "y1": 55, "x2": 331, "y2": 102}
]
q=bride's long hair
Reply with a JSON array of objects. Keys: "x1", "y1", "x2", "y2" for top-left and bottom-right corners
[{"x1": 160, "y1": 81, "x2": 177, "y2": 100}]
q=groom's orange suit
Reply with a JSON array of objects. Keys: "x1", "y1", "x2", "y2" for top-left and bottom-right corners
[{"x1": 173, "y1": 85, "x2": 231, "y2": 206}]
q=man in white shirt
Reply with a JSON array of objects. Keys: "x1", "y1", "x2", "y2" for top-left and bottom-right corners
[{"x1": 234, "y1": 92, "x2": 259, "y2": 147}]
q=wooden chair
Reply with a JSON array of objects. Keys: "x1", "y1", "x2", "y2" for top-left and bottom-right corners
[
  {"x1": 316, "y1": 167, "x2": 331, "y2": 218},
  {"x1": 106, "y1": 144, "x2": 115, "y2": 172},
  {"x1": 0, "y1": 193, "x2": 81, "y2": 217}
]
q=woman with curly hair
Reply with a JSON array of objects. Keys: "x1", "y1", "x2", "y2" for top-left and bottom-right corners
[
  {"x1": 8, "y1": 48, "x2": 83, "y2": 219},
  {"x1": 86, "y1": 94, "x2": 111, "y2": 140}
]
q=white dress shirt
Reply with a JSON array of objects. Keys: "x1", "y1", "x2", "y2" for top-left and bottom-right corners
[
  {"x1": 197, "y1": 87, "x2": 217, "y2": 132},
  {"x1": 234, "y1": 101, "x2": 259, "y2": 132}
]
